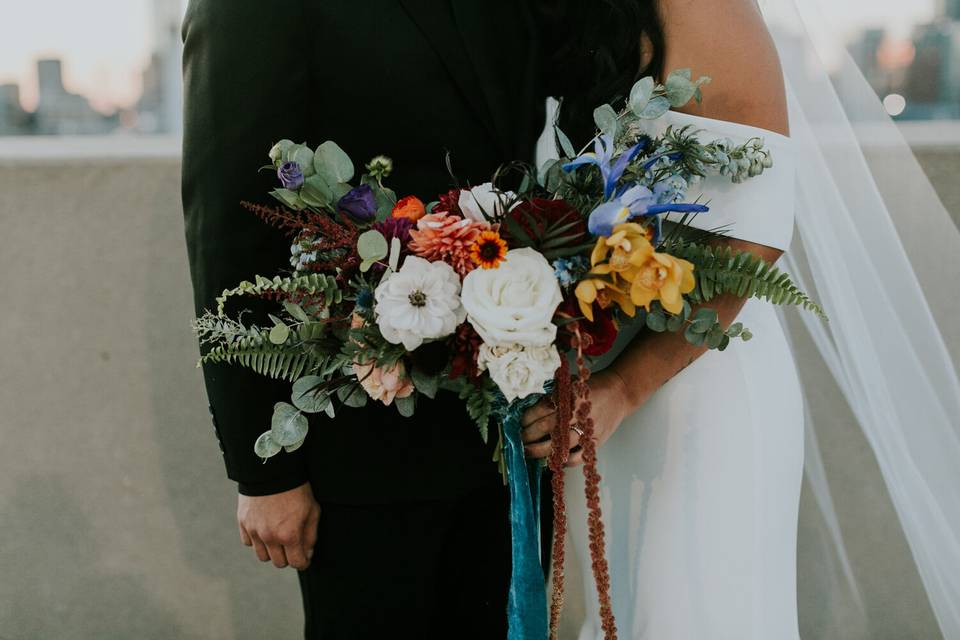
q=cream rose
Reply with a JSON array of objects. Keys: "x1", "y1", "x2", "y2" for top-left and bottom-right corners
[
  {"x1": 477, "y1": 343, "x2": 561, "y2": 402},
  {"x1": 458, "y1": 182, "x2": 516, "y2": 223},
  {"x1": 461, "y1": 247, "x2": 563, "y2": 347}
]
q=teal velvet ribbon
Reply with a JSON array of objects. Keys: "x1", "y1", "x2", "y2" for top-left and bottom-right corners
[{"x1": 495, "y1": 392, "x2": 548, "y2": 640}]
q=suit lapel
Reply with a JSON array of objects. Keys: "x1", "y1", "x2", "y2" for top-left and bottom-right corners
[{"x1": 396, "y1": 0, "x2": 504, "y2": 156}]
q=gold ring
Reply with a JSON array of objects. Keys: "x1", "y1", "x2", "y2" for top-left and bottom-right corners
[{"x1": 571, "y1": 425, "x2": 585, "y2": 439}]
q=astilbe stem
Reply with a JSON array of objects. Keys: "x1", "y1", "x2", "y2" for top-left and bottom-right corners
[
  {"x1": 548, "y1": 355, "x2": 574, "y2": 639},
  {"x1": 572, "y1": 326, "x2": 618, "y2": 640}
]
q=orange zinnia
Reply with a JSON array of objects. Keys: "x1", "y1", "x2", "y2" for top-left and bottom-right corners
[{"x1": 470, "y1": 230, "x2": 508, "y2": 269}]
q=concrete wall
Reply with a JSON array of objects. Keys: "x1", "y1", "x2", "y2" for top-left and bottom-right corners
[{"x1": 0, "y1": 135, "x2": 957, "y2": 639}]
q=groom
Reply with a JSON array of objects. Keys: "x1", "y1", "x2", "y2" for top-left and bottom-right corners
[{"x1": 180, "y1": 1, "x2": 546, "y2": 637}]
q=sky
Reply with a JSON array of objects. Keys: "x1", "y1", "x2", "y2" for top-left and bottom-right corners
[{"x1": 0, "y1": 0, "x2": 940, "y2": 114}]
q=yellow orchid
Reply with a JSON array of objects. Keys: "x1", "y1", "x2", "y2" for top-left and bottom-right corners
[
  {"x1": 574, "y1": 277, "x2": 636, "y2": 321},
  {"x1": 629, "y1": 251, "x2": 696, "y2": 315}
]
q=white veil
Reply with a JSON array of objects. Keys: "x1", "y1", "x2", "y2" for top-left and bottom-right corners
[{"x1": 763, "y1": 0, "x2": 960, "y2": 636}]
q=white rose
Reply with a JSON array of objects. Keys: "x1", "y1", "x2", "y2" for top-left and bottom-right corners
[
  {"x1": 458, "y1": 182, "x2": 516, "y2": 222},
  {"x1": 374, "y1": 256, "x2": 466, "y2": 351},
  {"x1": 477, "y1": 343, "x2": 561, "y2": 402},
  {"x1": 461, "y1": 247, "x2": 563, "y2": 347}
]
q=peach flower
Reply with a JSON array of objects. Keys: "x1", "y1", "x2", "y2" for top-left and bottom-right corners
[
  {"x1": 352, "y1": 360, "x2": 415, "y2": 406},
  {"x1": 408, "y1": 212, "x2": 487, "y2": 276}
]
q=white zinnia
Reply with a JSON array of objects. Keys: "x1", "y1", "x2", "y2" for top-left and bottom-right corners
[
  {"x1": 458, "y1": 182, "x2": 516, "y2": 222},
  {"x1": 477, "y1": 343, "x2": 562, "y2": 402},
  {"x1": 374, "y1": 256, "x2": 466, "y2": 351},
  {"x1": 461, "y1": 247, "x2": 563, "y2": 347}
]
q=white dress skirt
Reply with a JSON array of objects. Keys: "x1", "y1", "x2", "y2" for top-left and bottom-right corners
[{"x1": 558, "y1": 111, "x2": 805, "y2": 640}]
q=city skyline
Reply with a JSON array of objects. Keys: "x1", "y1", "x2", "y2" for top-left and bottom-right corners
[{"x1": 0, "y1": 0, "x2": 939, "y2": 115}]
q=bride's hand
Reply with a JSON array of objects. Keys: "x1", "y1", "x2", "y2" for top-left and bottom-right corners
[{"x1": 521, "y1": 370, "x2": 633, "y2": 467}]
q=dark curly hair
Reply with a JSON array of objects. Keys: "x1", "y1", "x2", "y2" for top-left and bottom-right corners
[{"x1": 535, "y1": 0, "x2": 666, "y2": 145}]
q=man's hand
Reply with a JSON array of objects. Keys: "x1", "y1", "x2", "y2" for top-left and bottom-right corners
[{"x1": 237, "y1": 481, "x2": 320, "y2": 570}]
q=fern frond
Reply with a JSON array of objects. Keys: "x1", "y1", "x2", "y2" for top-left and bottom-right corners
[
  {"x1": 216, "y1": 273, "x2": 342, "y2": 315},
  {"x1": 666, "y1": 241, "x2": 826, "y2": 319}
]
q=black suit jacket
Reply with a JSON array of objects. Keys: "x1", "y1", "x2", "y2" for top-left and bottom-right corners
[{"x1": 181, "y1": 0, "x2": 547, "y2": 501}]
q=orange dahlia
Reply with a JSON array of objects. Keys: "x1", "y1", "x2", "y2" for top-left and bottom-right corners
[
  {"x1": 469, "y1": 230, "x2": 508, "y2": 269},
  {"x1": 408, "y1": 212, "x2": 486, "y2": 276}
]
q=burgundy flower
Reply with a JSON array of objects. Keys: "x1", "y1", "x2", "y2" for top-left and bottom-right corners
[
  {"x1": 501, "y1": 198, "x2": 589, "y2": 254},
  {"x1": 432, "y1": 188, "x2": 463, "y2": 217},
  {"x1": 557, "y1": 297, "x2": 617, "y2": 357}
]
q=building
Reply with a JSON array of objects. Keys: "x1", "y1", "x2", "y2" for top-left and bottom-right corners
[
  {"x1": 0, "y1": 84, "x2": 30, "y2": 135},
  {"x1": 136, "y1": 0, "x2": 182, "y2": 134},
  {"x1": 34, "y1": 59, "x2": 117, "y2": 135}
]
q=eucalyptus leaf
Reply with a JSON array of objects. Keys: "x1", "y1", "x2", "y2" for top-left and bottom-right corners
[
  {"x1": 395, "y1": 394, "x2": 416, "y2": 417},
  {"x1": 645, "y1": 310, "x2": 667, "y2": 332},
  {"x1": 690, "y1": 308, "x2": 719, "y2": 333},
  {"x1": 665, "y1": 73, "x2": 697, "y2": 108},
  {"x1": 313, "y1": 140, "x2": 354, "y2": 183},
  {"x1": 300, "y1": 175, "x2": 334, "y2": 208},
  {"x1": 254, "y1": 430, "x2": 282, "y2": 459},
  {"x1": 270, "y1": 402, "x2": 309, "y2": 447},
  {"x1": 292, "y1": 375, "x2": 331, "y2": 413},
  {"x1": 283, "y1": 301, "x2": 309, "y2": 323},
  {"x1": 268, "y1": 139, "x2": 295, "y2": 164},
  {"x1": 628, "y1": 77, "x2": 655, "y2": 115},
  {"x1": 269, "y1": 322, "x2": 290, "y2": 345},
  {"x1": 639, "y1": 95, "x2": 671, "y2": 120},
  {"x1": 288, "y1": 145, "x2": 316, "y2": 177},
  {"x1": 357, "y1": 229, "x2": 388, "y2": 261},
  {"x1": 666, "y1": 313, "x2": 684, "y2": 332},
  {"x1": 337, "y1": 384, "x2": 368, "y2": 408},
  {"x1": 271, "y1": 188, "x2": 304, "y2": 210},
  {"x1": 554, "y1": 125, "x2": 577, "y2": 158},
  {"x1": 726, "y1": 322, "x2": 743, "y2": 338},
  {"x1": 741, "y1": 329, "x2": 754, "y2": 342},
  {"x1": 410, "y1": 368, "x2": 439, "y2": 399},
  {"x1": 706, "y1": 325, "x2": 725, "y2": 349},
  {"x1": 538, "y1": 158, "x2": 559, "y2": 188},
  {"x1": 283, "y1": 438, "x2": 306, "y2": 454},
  {"x1": 593, "y1": 104, "x2": 619, "y2": 137},
  {"x1": 684, "y1": 323, "x2": 707, "y2": 346}
]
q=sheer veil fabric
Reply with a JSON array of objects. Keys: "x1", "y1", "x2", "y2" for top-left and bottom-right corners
[
  {"x1": 764, "y1": 0, "x2": 960, "y2": 636},
  {"x1": 537, "y1": 0, "x2": 960, "y2": 637}
]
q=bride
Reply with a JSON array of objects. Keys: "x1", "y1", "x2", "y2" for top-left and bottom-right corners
[{"x1": 525, "y1": 0, "x2": 960, "y2": 638}]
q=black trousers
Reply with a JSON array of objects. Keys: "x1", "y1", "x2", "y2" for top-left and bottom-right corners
[{"x1": 297, "y1": 483, "x2": 512, "y2": 639}]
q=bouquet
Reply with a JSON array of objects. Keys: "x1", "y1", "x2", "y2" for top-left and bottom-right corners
[{"x1": 193, "y1": 69, "x2": 824, "y2": 640}]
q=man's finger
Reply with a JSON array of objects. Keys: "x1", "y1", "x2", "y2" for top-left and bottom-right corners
[
  {"x1": 285, "y1": 542, "x2": 309, "y2": 571},
  {"x1": 266, "y1": 542, "x2": 289, "y2": 568},
  {"x1": 250, "y1": 534, "x2": 270, "y2": 563},
  {"x1": 239, "y1": 522, "x2": 253, "y2": 547}
]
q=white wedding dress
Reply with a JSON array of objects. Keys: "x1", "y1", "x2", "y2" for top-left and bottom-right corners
[{"x1": 539, "y1": 108, "x2": 805, "y2": 639}]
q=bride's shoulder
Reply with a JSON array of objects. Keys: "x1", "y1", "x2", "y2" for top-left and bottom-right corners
[{"x1": 657, "y1": 0, "x2": 789, "y2": 136}]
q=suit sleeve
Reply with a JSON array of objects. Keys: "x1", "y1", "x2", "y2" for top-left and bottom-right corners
[{"x1": 181, "y1": 0, "x2": 314, "y2": 495}]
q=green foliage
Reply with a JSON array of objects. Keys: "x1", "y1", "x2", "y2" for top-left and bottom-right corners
[
  {"x1": 216, "y1": 273, "x2": 341, "y2": 315},
  {"x1": 357, "y1": 229, "x2": 388, "y2": 272},
  {"x1": 664, "y1": 241, "x2": 827, "y2": 319}
]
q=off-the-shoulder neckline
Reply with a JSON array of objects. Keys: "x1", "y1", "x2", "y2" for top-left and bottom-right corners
[{"x1": 665, "y1": 109, "x2": 792, "y2": 144}]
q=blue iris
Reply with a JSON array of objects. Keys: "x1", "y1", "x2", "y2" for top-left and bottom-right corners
[
  {"x1": 586, "y1": 184, "x2": 709, "y2": 239},
  {"x1": 562, "y1": 134, "x2": 649, "y2": 199}
]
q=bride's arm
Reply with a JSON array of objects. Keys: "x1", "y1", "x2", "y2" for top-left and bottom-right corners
[{"x1": 523, "y1": 0, "x2": 790, "y2": 464}]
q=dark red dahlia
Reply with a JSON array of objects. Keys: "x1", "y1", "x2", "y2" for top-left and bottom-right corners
[
  {"x1": 432, "y1": 188, "x2": 463, "y2": 216},
  {"x1": 449, "y1": 323, "x2": 483, "y2": 381},
  {"x1": 500, "y1": 198, "x2": 589, "y2": 259},
  {"x1": 557, "y1": 297, "x2": 617, "y2": 357}
]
